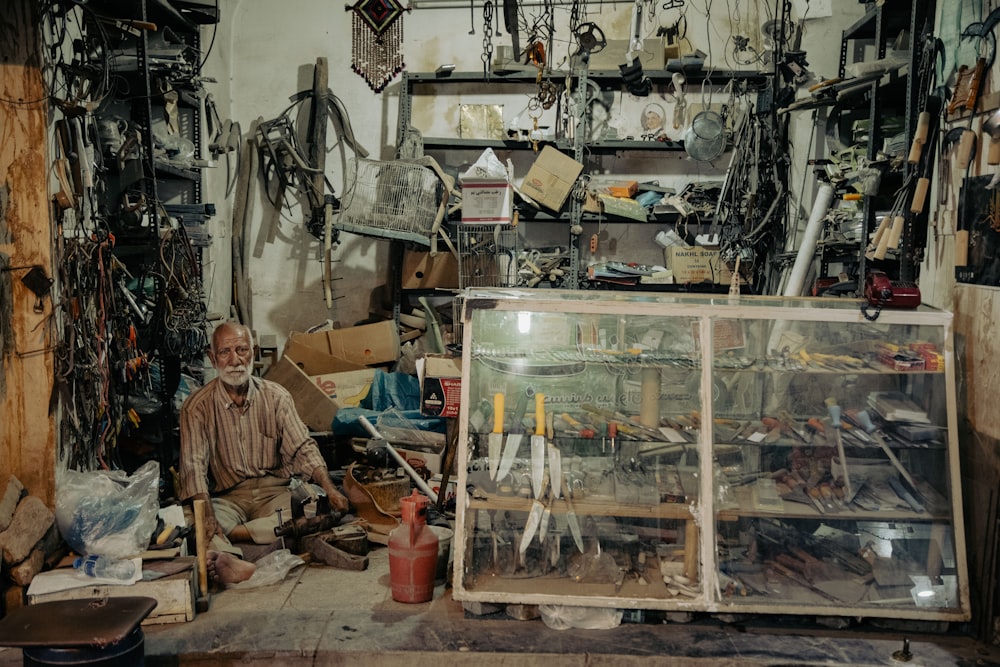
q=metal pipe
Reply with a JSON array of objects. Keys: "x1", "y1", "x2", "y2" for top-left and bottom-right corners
[{"x1": 359, "y1": 416, "x2": 439, "y2": 503}]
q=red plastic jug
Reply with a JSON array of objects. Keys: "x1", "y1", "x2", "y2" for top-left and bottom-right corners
[{"x1": 388, "y1": 490, "x2": 439, "y2": 602}]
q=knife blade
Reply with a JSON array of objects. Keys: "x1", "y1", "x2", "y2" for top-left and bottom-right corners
[
  {"x1": 531, "y1": 392, "x2": 546, "y2": 498},
  {"x1": 519, "y1": 472, "x2": 548, "y2": 557},
  {"x1": 888, "y1": 473, "x2": 925, "y2": 514},
  {"x1": 538, "y1": 499, "x2": 552, "y2": 543},
  {"x1": 548, "y1": 442, "x2": 562, "y2": 499},
  {"x1": 488, "y1": 393, "x2": 504, "y2": 480},
  {"x1": 496, "y1": 387, "x2": 531, "y2": 483},
  {"x1": 852, "y1": 409, "x2": 922, "y2": 491},
  {"x1": 562, "y1": 477, "x2": 584, "y2": 553}
]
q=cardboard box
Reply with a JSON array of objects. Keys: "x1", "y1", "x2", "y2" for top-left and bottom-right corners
[
  {"x1": 283, "y1": 336, "x2": 367, "y2": 375},
  {"x1": 311, "y1": 368, "x2": 376, "y2": 404},
  {"x1": 461, "y1": 178, "x2": 513, "y2": 224},
  {"x1": 265, "y1": 357, "x2": 340, "y2": 432},
  {"x1": 287, "y1": 320, "x2": 399, "y2": 367},
  {"x1": 401, "y1": 249, "x2": 459, "y2": 289},
  {"x1": 606, "y1": 180, "x2": 639, "y2": 198},
  {"x1": 395, "y1": 447, "x2": 446, "y2": 476},
  {"x1": 665, "y1": 247, "x2": 733, "y2": 284},
  {"x1": 430, "y1": 474, "x2": 457, "y2": 503},
  {"x1": 492, "y1": 45, "x2": 538, "y2": 73},
  {"x1": 519, "y1": 146, "x2": 584, "y2": 212},
  {"x1": 265, "y1": 357, "x2": 376, "y2": 432},
  {"x1": 419, "y1": 355, "x2": 462, "y2": 418}
]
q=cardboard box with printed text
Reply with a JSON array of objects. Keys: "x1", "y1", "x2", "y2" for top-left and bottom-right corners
[
  {"x1": 418, "y1": 354, "x2": 462, "y2": 418},
  {"x1": 519, "y1": 146, "x2": 584, "y2": 212},
  {"x1": 665, "y1": 247, "x2": 733, "y2": 284}
]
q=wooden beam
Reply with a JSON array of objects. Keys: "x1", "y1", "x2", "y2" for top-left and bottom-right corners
[{"x1": 0, "y1": 0, "x2": 56, "y2": 505}]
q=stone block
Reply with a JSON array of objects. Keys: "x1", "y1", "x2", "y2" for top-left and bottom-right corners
[
  {"x1": 7, "y1": 525, "x2": 64, "y2": 587},
  {"x1": 0, "y1": 476, "x2": 25, "y2": 532},
  {"x1": 505, "y1": 603, "x2": 540, "y2": 621},
  {"x1": 0, "y1": 496, "x2": 54, "y2": 565},
  {"x1": 462, "y1": 601, "x2": 503, "y2": 616},
  {"x1": 8, "y1": 549, "x2": 43, "y2": 587}
]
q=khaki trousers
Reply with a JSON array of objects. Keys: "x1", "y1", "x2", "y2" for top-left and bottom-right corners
[{"x1": 210, "y1": 476, "x2": 293, "y2": 555}]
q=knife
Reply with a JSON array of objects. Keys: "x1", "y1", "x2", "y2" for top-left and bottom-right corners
[
  {"x1": 530, "y1": 392, "x2": 546, "y2": 498},
  {"x1": 488, "y1": 393, "x2": 504, "y2": 480},
  {"x1": 548, "y1": 442, "x2": 562, "y2": 499},
  {"x1": 852, "y1": 409, "x2": 922, "y2": 492},
  {"x1": 538, "y1": 495, "x2": 552, "y2": 544},
  {"x1": 562, "y1": 477, "x2": 585, "y2": 553},
  {"x1": 519, "y1": 472, "x2": 549, "y2": 557},
  {"x1": 496, "y1": 387, "x2": 531, "y2": 483},
  {"x1": 888, "y1": 473, "x2": 925, "y2": 513}
]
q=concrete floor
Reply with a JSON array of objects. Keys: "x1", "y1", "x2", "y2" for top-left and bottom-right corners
[{"x1": 4, "y1": 545, "x2": 1000, "y2": 666}]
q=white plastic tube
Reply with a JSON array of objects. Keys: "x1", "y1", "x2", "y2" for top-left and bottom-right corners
[
  {"x1": 359, "y1": 416, "x2": 439, "y2": 503},
  {"x1": 783, "y1": 182, "x2": 834, "y2": 297}
]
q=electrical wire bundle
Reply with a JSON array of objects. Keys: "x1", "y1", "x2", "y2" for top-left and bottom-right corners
[
  {"x1": 55, "y1": 232, "x2": 138, "y2": 471},
  {"x1": 38, "y1": 0, "x2": 216, "y2": 473}
]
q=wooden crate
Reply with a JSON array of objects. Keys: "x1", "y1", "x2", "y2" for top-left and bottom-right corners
[{"x1": 27, "y1": 558, "x2": 197, "y2": 625}]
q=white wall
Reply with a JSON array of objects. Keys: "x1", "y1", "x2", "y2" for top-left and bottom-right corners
[{"x1": 202, "y1": 0, "x2": 864, "y2": 350}]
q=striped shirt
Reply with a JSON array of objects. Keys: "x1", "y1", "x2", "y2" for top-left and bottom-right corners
[{"x1": 178, "y1": 376, "x2": 327, "y2": 500}]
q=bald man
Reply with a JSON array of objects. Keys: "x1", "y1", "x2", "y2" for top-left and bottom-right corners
[{"x1": 179, "y1": 322, "x2": 349, "y2": 583}]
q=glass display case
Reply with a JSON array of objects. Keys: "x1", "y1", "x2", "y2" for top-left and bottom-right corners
[{"x1": 452, "y1": 289, "x2": 970, "y2": 621}]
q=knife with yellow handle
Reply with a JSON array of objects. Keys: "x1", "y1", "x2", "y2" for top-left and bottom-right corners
[
  {"x1": 530, "y1": 392, "x2": 546, "y2": 499},
  {"x1": 488, "y1": 393, "x2": 504, "y2": 480}
]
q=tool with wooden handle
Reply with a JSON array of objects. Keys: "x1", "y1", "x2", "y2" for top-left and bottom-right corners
[
  {"x1": 193, "y1": 498, "x2": 210, "y2": 602},
  {"x1": 530, "y1": 392, "x2": 546, "y2": 498},
  {"x1": 488, "y1": 393, "x2": 504, "y2": 480},
  {"x1": 824, "y1": 397, "x2": 852, "y2": 502}
]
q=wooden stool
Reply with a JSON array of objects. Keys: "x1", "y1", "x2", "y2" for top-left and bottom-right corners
[{"x1": 0, "y1": 596, "x2": 156, "y2": 666}]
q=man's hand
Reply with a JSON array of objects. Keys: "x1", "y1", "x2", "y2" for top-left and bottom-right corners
[
  {"x1": 203, "y1": 511, "x2": 223, "y2": 540},
  {"x1": 326, "y1": 487, "x2": 350, "y2": 514},
  {"x1": 191, "y1": 494, "x2": 223, "y2": 541},
  {"x1": 313, "y1": 468, "x2": 350, "y2": 514}
]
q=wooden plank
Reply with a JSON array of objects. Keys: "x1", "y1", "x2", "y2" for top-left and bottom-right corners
[
  {"x1": 953, "y1": 285, "x2": 1000, "y2": 440},
  {"x1": 28, "y1": 563, "x2": 198, "y2": 626},
  {"x1": 0, "y1": 0, "x2": 56, "y2": 505},
  {"x1": 469, "y1": 493, "x2": 694, "y2": 520}
]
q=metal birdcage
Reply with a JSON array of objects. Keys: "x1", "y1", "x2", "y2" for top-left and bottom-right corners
[
  {"x1": 458, "y1": 224, "x2": 519, "y2": 289},
  {"x1": 335, "y1": 157, "x2": 446, "y2": 245}
]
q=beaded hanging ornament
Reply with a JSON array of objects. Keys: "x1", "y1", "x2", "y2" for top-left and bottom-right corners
[{"x1": 348, "y1": 0, "x2": 408, "y2": 93}]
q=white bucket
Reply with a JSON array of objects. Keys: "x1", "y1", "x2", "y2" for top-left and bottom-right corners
[{"x1": 427, "y1": 525, "x2": 453, "y2": 586}]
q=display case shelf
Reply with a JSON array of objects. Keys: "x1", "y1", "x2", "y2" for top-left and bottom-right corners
[{"x1": 453, "y1": 289, "x2": 969, "y2": 621}]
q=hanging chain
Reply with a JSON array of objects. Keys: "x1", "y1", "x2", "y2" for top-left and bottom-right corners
[{"x1": 482, "y1": 1, "x2": 495, "y2": 81}]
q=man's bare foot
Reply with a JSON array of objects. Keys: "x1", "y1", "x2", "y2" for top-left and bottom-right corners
[{"x1": 207, "y1": 551, "x2": 256, "y2": 586}]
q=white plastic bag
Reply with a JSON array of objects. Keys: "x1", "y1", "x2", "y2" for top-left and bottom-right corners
[
  {"x1": 227, "y1": 549, "x2": 304, "y2": 590},
  {"x1": 55, "y1": 460, "x2": 161, "y2": 559},
  {"x1": 538, "y1": 605, "x2": 623, "y2": 630}
]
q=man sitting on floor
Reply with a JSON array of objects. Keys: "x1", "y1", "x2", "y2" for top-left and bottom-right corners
[{"x1": 179, "y1": 322, "x2": 350, "y2": 585}]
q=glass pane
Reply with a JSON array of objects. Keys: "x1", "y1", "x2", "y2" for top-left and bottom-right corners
[
  {"x1": 711, "y1": 315, "x2": 959, "y2": 614},
  {"x1": 461, "y1": 305, "x2": 704, "y2": 605}
]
